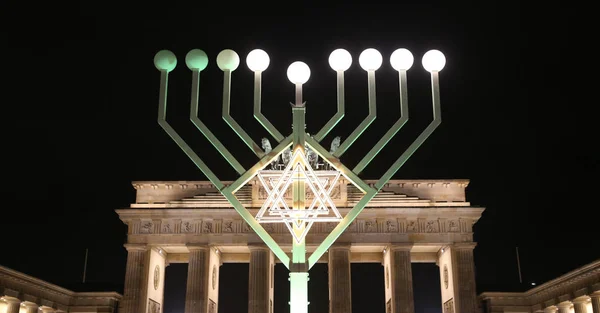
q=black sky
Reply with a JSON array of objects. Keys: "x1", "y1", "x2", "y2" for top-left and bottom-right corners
[{"x1": 0, "y1": 1, "x2": 592, "y2": 313}]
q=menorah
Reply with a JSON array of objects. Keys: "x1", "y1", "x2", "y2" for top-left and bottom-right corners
[{"x1": 153, "y1": 46, "x2": 445, "y2": 313}]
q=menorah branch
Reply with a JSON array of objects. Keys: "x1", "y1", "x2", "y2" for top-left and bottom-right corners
[
  {"x1": 374, "y1": 71, "x2": 442, "y2": 191},
  {"x1": 333, "y1": 70, "x2": 377, "y2": 158},
  {"x1": 353, "y1": 69, "x2": 410, "y2": 174},
  {"x1": 253, "y1": 71, "x2": 285, "y2": 142},
  {"x1": 189, "y1": 69, "x2": 246, "y2": 175},
  {"x1": 156, "y1": 70, "x2": 225, "y2": 190},
  {"x1": 221, "y1": 70, "x2": 265, "y2": 157},
  {"x1": 314, "y1": 70, "x2": 345, "y2": 142}
]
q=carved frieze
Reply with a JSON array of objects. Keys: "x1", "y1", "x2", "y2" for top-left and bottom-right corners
[
  {"x1": 385, "y1": 219, "x2": 398, "y2": 233},
  {"x1": 443, "y1": 298, "x2": 454, "y2": 313}
]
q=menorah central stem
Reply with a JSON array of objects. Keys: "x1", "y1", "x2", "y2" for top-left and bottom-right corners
[{"x1": 290, "y1": 105, "x2": 308, "y2": 313}]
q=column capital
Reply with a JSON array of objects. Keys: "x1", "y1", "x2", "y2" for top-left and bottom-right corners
[
  {"x1": 248, "y1": 244, "x2": 270, "y2": 251},
  {"x1": 123, "y1": 244, "x2": 148, "y2": 252},
  {"x1": 572, "y1": 296, "x2": 590, "y2": 304},
  {"x1": 389, "y1": 243, "x2": 413, "y2": 251},
  {"x1": 329, "y1": 244, "x2": 352, "y2": 250},
  {"x1": 557, "y1": 301, "x2": 572, "y2": 308},
  {"x1": 543, "y1": 305, "x2": 558, "y2": 313},
  {"x1": 591, "y1": 291, "x2": 600, "y2": 299},
  {"x1": 186, "y1": 244, "x2": 209, "y2": 251},
  {"x1": 451, "y1": 242, "x2": 477, "y2": 250},
  {"x1": 1, "y1": 296, "x2": 21, "y2": 304}
]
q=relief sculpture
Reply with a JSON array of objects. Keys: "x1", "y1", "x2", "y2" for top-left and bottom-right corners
[
  {"x1": 223, "y1": 221, "x2": 233, "y2": 233},
  {"x1": 386, "y1": 220, "x2": 398, "y2": 232},
  {"x1": 148, "y1": 299, "x2": 160, "y2": 313}
]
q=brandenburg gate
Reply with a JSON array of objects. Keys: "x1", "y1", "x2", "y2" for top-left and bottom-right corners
[{"x1": 116, "y1": 47, "x2": 485, "y2": 313}]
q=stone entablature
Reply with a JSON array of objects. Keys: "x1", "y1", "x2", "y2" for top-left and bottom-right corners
[
  {"x1": 131, "y1": 179, "x2": 471, "y2": 206},
  {"x1": 479, "y1": 259, "x2": 600, "y2": 313},
  {"x1": 0, "y1": 265, "x2": 121, "y2": 312}
]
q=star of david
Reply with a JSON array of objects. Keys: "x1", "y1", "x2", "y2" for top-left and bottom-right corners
[{"x1": 255, "y1": 148, "x2": 343, "y2": 243}]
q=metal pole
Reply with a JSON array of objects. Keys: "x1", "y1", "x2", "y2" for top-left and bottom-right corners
[
  {"x1": 82, "y1": 248, "x2": 88, "y2": 283},
  {"x1": 516, "y1": 246, "x2": 523, "y2": 283},
  {"x1": 290, "y1": 84, "x2": 309, "y2": 313}
]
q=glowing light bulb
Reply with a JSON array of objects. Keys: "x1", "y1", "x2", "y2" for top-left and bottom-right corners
[
  {"x1": 153, "y1": 50, "x2": 177, "y2": 72},
  {"x1": 287, "y1": 61, "x2": 311, "y2": 84},
  {"x1": 216, "y1": 49, "x2": 240, "y2": 71},
  {"x1": 185, "y1": 49, "x2": 208, "y2": 71},
  {"x1": 246, "y1": 49, "x2": 270, "y2": 72},
  {"x1": 390, "y1": 48, "x2": 414, "y2": 71},
  {"x1": 328, "y1": 48, "x2": 352, "y2": 71},
  {"x1": 422, "y1": 49, "x2": 446, "y2": 72},
  {"x1": 358, "y1": 48, "x2": 382, "y2": 71}
]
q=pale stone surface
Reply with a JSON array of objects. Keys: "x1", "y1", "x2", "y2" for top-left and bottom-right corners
[
  {"x1": 185, "y1": 246, "x2": 210, "y2": 313},
  {"x1": 328, "y1": 245, "x2": 352, "y2": 313},
  {"x1": 389, "y1": 245, "x2": 415, "y2": 313},
  {"x1": 480, "y1": 259, "x2": 600, "y2": 313},
  {"x1": 0, "y1": 266, "x2": 121, "y2": 313},
  {"x1": 121, "y1": 244, "x2": 149, "y2": 313},
  {"x1": 248, "y1": 245, "x2": 274, "y2": 313},
  {"x1": 118, "y1": 179, "x2": 486, "y2": 313}
]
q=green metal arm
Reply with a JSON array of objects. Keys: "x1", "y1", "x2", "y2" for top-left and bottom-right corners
[
  {"x1": 313, "y1": 70, "x2": 345, "y2": 142},
  {"x1": 333, "y1": 70, "x2": 377, "y2": 157},
  {"x1": 156, "y1": 70, "x2": 224, "y2": 190},
  {"x1": 353, "y1": 70, "x2": 409, "y2": 174},
  {"x1": 190, "y1": 69, "x2": 246, "y2": 175},
  {"x1": 224, "y1": 135, "x2": 293, "y2": 194},
  {"x1": 253, "y1": 71, "x2": 284, "y2": 142},
  {"x1": 304, "y1": 136, "x2": 376, "y2": 268},
  {"x1": 221, "y1": 70, "x2": 264, "y2": 157},
  {"x1": 374, "y1": 71, "x2": 442, "y2": 191}
]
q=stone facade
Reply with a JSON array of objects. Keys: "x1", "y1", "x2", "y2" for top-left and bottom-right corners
[
  {"x1": 479, "y1": 259, "x2": 600, "y2": 313},
  {"x1": 117, "y1": 179, "x2": 485, "y2": 313},
  {"x1": 0, "y1": 265, "x2": 121, "y2": 313}
]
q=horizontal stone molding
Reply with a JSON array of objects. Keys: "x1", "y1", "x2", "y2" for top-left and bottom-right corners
[{"x1": 479, "y1": 259, "x2": 600, "y2": 311}]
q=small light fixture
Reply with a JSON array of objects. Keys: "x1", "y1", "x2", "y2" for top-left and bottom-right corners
[
  {"x1": 531, "y1": 282, "x2": 536, "y2": 286},
  {"x1": 441, "y1": 248, "x2": 445, "y2": 253}
]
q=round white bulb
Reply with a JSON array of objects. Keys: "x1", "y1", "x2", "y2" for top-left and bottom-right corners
[
  {"x1": 246, "y1": 49, "x2": 270, "y2": 72},
  {"x1": 216, "y1": 49, "x2": 240, "y2": 71},
  {"x1": 287, "y1": 61, "x2": 311, "y2": 84},
  {"x1": 390, "y1": 48, "x2": 414, "y2": 71},
  {"x1": 328, "y1": 48, "x2": 352, "y2": 71},
  {"x1": 358, "y1": 48, "x2": 383, "y2": 71},
  {"x1": 422, "y1": 49, "x2": 446, "y2": 72}
]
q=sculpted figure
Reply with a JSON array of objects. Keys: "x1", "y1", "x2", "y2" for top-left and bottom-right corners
[
  {"x1": 261, "y1": 137, "x2": 279, "y2": 169},
  {"x1": 281, "y1": 147, "x2": 292, "y2": 167},
  {"x1": 330, "y1": 136, "x2": 341, "y2": 154}
]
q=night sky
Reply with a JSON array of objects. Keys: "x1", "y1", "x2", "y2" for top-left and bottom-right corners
[{"x1": 1, "y1": 1, "x2": 591, "y2": 313}]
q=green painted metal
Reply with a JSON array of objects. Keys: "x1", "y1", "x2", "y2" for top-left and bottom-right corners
[
  {"x1": 353, "y1": 70, "x2": 409, "y2": 174},
  {"x1": 304, "y1": 136, "x2": 371, "y2": 193},
  {"x1": 156, "y1": 71, "x2": 224, "y2": 190},
  {"x1": 333, "y1": 70, "x2": 377, "y2": 157},
  {"x1": 156, "y1": 51, "x2": 444, "y2": 313},
  {"x1": 314, "y1": 70, "x2": 345, "y2": 142},
  {"x1": 290, "y1": 104, "x2": 308, "y2": 313},
  {"x1": 223, "y1": 135, "x2": 293, "y2": 194},
  {"x1": 253, "y1": 71, "x2": 284, "y2": 142},
  {"x1": 221, "y1": 70, "x2": 265, "y2": 156},
  {"x1": 189, "y1": 69, "x2": 246, "y2": 175},
  {"x1": 308, "y1": 188, "x2": 377, "y2": 268},
  {"x1": 375, "y1": 71, "x2": 442, "y2": 190},
  {"x1": 221, "y1": 190, "x2": 291, "y2": 267}
]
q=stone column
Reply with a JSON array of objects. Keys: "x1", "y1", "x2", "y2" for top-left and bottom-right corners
[
  {"x1": 2, "y1": 296, "x2": 21, "y2": 313},
  {"x1": 451, "y1": 243, "x2": 478, "y2": 313},
  {"x1": 591, "y1": 293, "x2": 600, "y2": 313},
  {"x1": 557, "y1": 302, "x2": 572, "y2": 313},
  {"x1": 21, "y1": 301, "x2": 39, "y2": 313},
  {"x1": 328, "y1": 244, "x2": 352, "y2": 313},
  {"x1": 248, "y1": 245, "x2": 274, "y2": 313},
  {"x1": 121, "y1": 244, "x2": 149, "y2": 313},
  {"x1": 39, "y1": 306, "x2": 56, "y2": 313},
  {"x1": 544, "y1": 306, "x2": 559, "y2": 313},
  {"x1": 389, "y1": 244, "x2": 414, "y2": 313},
  {"x1": 185, "y1": 245, "x2": 210, "y2": 313},
  {"x1": 573, "y1": 297, "x2": 589, "y2": 313}
]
